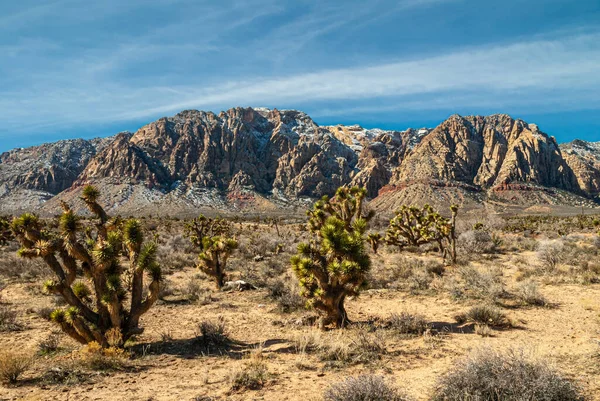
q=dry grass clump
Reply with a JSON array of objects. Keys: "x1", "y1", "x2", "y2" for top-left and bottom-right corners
[
  {"x1": 0, "y1": 351, "x2": 32, "y2": 385},
  {"x1": 455, "y1": 305, "x2": 511, "y2": 328},
  {"x1": 369, "y1": 257, "x2": 443, "y2": 291},
  {"x1": 514, "y1": 280, "x2": 547, "y2": 306},
  {"x1": 324, "y1": 375, "x2": 412, "y2": 401},
  {"x1": 385, "y1": 312, "x2": 430, "y2": 336},
  {"x1": 294, "y1": 328, "x2": 386, "y2": 366},
  {"x1": 450, "y1": 265, "x2": 505, "y2": 302},
  {"x1": 432, "y1": 348, "x2": 583, "y2": 401},
  {"x1": 229, "y1": 351, "x2": 269, "y2": 392},
  {"x1": 0, "y1": 304, "x2": 20, "y2": 332},
  {"x1": 77, "y1": 342, "x2": 130, "y2": 371}
]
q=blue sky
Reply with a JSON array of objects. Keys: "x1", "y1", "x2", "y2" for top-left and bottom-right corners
[{"x1": 1, "y1": 0, "x2": 599, "y2": 152}]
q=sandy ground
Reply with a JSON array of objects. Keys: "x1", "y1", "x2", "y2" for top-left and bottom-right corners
[{"x1": 1, "y1": 237, "x2": 599, "y2": 401}]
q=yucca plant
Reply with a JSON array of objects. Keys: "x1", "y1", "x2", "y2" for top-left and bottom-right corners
[
  {"x1": 184, "y1": 214, "x2": 231, "y2": 248},
  {"x1": 11, "y1": 186, "x2": 161, "y2": 347},
  {"x1": 0, "y1": 216, "x2": 13, "y2": 246},
  {"x1": 292, "y1": 186, "x2": 373, "y2": 329},
  {"x1": 385, "y1": 204, "x2": 458, "y2": 263},
  {"x1": 197, "y1": 235, "x2": 239, "y2": 289},
  {"x1": 367, "y1": 232, "x2": 382, "y2": 254}
]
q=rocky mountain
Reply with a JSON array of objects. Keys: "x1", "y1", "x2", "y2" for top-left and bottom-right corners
[
  {"x1": 0, "y1": 108, "x2": 598, "y2": 216},
  {"x1": 0, "y1": 137, "x2": 115, "y2": 213}
]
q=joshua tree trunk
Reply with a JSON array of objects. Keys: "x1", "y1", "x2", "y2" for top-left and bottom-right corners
[{"x1": 318, "y1": 292, "x2": 350, "y2": 329}]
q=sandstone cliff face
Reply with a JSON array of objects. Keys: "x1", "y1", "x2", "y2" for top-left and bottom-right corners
[
  {"x1": 391, "y1": 114, "x2": 579, "y2": 193},
  {"x1": 561, "y1": 140, "x2": 600, "y2": 196}
]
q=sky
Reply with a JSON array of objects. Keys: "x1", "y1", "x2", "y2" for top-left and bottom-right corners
[{"x1": 0, "y1": 0, "x2": 599, "y2": 152}]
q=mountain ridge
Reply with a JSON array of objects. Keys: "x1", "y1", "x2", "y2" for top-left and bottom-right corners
[{"x1": 0, "y1": 108, "x2": 598, "y2": 216}]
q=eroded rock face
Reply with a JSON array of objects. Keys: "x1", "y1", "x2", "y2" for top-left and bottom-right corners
[
  {"x1": 391, "y1": 114, "x2": 579, "y2": 193},
  {"x1": 561, "y1": 140, "x2": 600, "y2": 196}
]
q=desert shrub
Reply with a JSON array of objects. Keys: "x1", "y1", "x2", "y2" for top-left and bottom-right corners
[
  {"x1": 292, "y1": 186, "x2": 373, "y2": 329},
  {"x1": 182, "y1": 277, "x2": 204, "y2": 302},
  {"x1": 0, "y1": 351, "x2": 32, "y2": 384},
  {"x1": 0, "y1": 304, "x2": 20, "y2": 332},
  {"x1": 386, "y1": 312, "x2": 429, "y2": 335},
  {"x1": 324, "y1": 375, "x2": 411, "y2": 401},
  {"x1": 453, "y1": 265, "x2": 505, "y2": 301},
  {"x1": 456, "y1": 305, "x2": 510, "y2": 327},
  {"x1": 458, "y1": 229, "x2": 495, "y2": 255},
  {"x1": 407, "y1": 266, "x2": 435, "y2": 292},
  {"x1": 0, "y1": 253, "x2": 47, "y2": 280},
  {"x1": 515, "y1": 280, "x2": 547, "y2": 306},
  {"x1": 229, "y1": 353, "x2": 269, "y2": 391},
  {"x1": 432, "y1": 348, "x2": 583, "y2": 401},
  {"x1": 266, "y1": 278, "x2": 304, "y2": 313},
  {"x1": 197, "y1": 318, "x2": 230, "y2": 349},
  {"x1": 38, "y1": 333, "x2": 61, "y2": 355},
  {"x1": 537, "y1": 240, "x2": 564, "y2": 271}
]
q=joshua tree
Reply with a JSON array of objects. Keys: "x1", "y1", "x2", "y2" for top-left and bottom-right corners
[
  {"x1": 185, "y1": 215, "x2": 237, "y2": 289},
  {"x1": 184, "y1": 214, "x2": 231, "y2": 247},
  {"x1": 11, "y1": 186, "x2": 161, "y2": 347},
  {"x1": 197, "y1": 235, "x2": 239, "y2": 289},
  {"x1": 385, "y1": 204, "x2": 458, "y2": 263},
  {"x1": 291, "y1": 186, "x2": 373, "y2": 329},
  {"x1": 0, "y1": 216, "x2": 13, "y2": 246},
  {"x1": 367, "y1": 232, "x2": 382, "y2": 254}
]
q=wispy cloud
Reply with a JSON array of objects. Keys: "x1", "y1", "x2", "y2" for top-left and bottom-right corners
[
  {"x1": 7, "y1": 29, "x2": 596, "y2": 128},
  {"x1": 0, "y1": 0, "x2": 598, "y2": 146}
]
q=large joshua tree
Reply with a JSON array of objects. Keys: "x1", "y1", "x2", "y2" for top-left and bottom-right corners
[
  {"x1": 291, "y1": 186, "x2": 373, "y2": 329},
  {"x1": 11, "y1": 186, "x2": 161, "y2": 347}
]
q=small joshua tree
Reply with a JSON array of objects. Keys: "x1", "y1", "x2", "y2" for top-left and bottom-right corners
[
  {"x1": 367, "y1": 232, "x2": 382, "y2": 254},
  {"x1": 11, "y1": 186, "x2": 161, "y2": 347},
  {"x1": 185, "y1": 215, "x2": 237, "y2": 289},
  {"x1": 291, "y1": 186, "x2": 373, "y2": 329},
  {"x1": 184, "y1": 214, "x2": 232, "y2": 247},
  {"x1": 385, "y1": 204, "x2": 458, "y2": 263},
  {"x1": 0, "y1": 216, "x2": 13, "y2": 246},
  {"x1": 197, "y1": 235, "x2": 239, "y2": 289}
]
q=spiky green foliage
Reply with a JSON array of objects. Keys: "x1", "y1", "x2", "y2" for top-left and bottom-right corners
[
  {"x1": 197, "y1": 236, "x2": 238, "y2": 289},
  {"x1": 292, "y1": 186, "x2": 372, "y2": 329},
  {"x1": 11, "y1": 185, "x2": 161, "y2": 347},
  {"x1": 184, "y1": 214, "x2": 232, "y2": 248},
  {"x1": 0, "y1": 216, "x2": 14, "y2": 246},
  {"x1": 385, "y1": 204, "x2": 458, "y2": 263},
  {"x1": 367, "y1": 232, "x2": 382, "y2": 254}
]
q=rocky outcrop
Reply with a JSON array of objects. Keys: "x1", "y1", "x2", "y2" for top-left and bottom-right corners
[
  {"x1": 391, "y1": 114, "x2": 579, "y2": 193},
  {"x1": 561, "y1": 140, "x2": 600, "y2": 197}
]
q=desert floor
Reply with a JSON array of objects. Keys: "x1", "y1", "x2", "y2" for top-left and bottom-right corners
[{"x1": 1, "y1": 219, "x2": 599, "y2": 401}]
